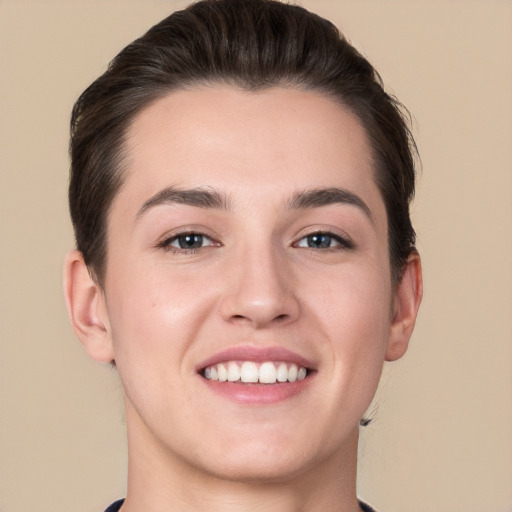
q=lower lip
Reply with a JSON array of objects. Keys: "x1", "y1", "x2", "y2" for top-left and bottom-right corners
[{"x1": 201, "y1": 376, "x2": 313, "y2": 404}]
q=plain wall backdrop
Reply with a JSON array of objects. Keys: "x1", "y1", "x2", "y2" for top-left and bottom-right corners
[{"x1": 0, "y1": 1, "x2": 511, "y2": 511}]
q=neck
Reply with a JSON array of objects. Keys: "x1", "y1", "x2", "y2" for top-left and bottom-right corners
[{"x1": 121, "y1": 409, "x2": 362, "y2": 512}]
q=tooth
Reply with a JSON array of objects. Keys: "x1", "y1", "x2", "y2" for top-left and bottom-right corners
[
  {"x1": 259, "y1": 362, "x2": 277, "y2": 384},
  {"x1": 240, "y1": 362, "x2": 259, "y2": 383},
  {"x1": 206, "y1": 361, "x2": 308, "y2": 384},
  {"x1": 276, "y1": 363, "x2": 288, "y2": 382},
  {"x1": 288, "y1": 364, "x2": 298, "y2": 382},
  {"x1": 227, "y1": 362, "x2": 241, "y2": 382},
  {"x1": 217, "y1": 363, "x2": 228, "y2": 382}
]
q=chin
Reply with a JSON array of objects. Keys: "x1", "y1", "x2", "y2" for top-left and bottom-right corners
[
  {"x1": 178, "y1": 425, "x2": 355, "y2": 485},
  {"x1": 194, "y1": 451, "x2": 315, "y2": 484}
]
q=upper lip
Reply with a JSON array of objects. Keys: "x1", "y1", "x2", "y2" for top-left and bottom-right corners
[{"x1": 196, "y1": 345, "x2": 316, "y2": 372}]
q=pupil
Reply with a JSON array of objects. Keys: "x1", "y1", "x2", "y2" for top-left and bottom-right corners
[
  {"x1": 179, "y1": 234, "x2": 202, "y2": 249},
  {"x1": 309, "y1": 234, "x2": 331, "y2": 248}
]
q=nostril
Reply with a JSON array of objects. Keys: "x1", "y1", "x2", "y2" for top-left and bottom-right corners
[{"x1": 228, "y1": 312, "x2": 289, "y2": 326}]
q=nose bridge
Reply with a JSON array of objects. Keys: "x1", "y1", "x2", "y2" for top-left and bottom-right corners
[{"x1": 220, "y1": 237, "x2": 299, "y2": 327}]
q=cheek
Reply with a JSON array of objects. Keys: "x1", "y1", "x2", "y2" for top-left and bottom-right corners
[
  {"x1": 311, "y1": 265, "x2": 392, "y2": 384},
  {"x1": 105, "y1": 261, "x2": 216, "y2": 368},
  {"x1": 103, "y1": 274, "x2": 193, "y2": 416},
  {"x1": 312, "y1": 260, "x2": 392, "y2": 333}
]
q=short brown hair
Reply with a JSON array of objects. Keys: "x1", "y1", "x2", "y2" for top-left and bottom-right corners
[{"x1": 69, "y1": 0, "x2": 418, "y2": 285}]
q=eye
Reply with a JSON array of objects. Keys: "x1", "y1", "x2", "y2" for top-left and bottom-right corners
[
  {"x1": 295, "y1": 232, "x2": 353, "y2": 250},
  {"x1": 159, "y1": 232, "x2": 216, "y2": 252}
]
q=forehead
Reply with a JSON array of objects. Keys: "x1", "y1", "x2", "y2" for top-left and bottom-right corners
[{"x1": 117, "y1": 85, "x2": 384, "y2": 221}]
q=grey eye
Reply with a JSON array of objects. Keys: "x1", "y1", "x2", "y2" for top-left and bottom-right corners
[
  {"x1": 297, "y1": 233, "x2": 339, "y2": 249},
  {"x1": 170, "y1": 233, "x2": 213, "y2": 249}
]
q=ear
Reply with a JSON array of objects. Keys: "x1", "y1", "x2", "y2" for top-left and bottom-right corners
[
  {"x1": 63, "y1": 250, "x2": 115, "y2": 363},
  {"x1": 385, "y1": 251, "x2": 423, "y2": 362}
]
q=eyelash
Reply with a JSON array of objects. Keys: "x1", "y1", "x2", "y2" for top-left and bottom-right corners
[
  {"x1": 157, "y1": 231, "x2": 218, "y2": 254},
  {"x1": 294, "y1": 231, "x2": 354, "y2": 251},
  {"x1": 157, "y1": 230, "x2": 354, "y2": 254}
]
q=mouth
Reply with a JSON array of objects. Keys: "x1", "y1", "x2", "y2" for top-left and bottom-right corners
[
  {"x1": 201, "y1": 361, "x2": 309, "y2": 384},
  {"x1": 196, "y1": 346, "x2": 315, "y2": 403}
]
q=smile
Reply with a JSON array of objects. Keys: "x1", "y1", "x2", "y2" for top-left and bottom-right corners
[
  {"x1": 197, "y1": 346, "x2": 315, "y2": 403},
  {"x1": 203, "y1": 361, "x2": 308, "y2": 384}
]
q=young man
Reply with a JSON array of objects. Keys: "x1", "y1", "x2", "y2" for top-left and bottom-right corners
[{"x1": 64, "y1": 2, "x2": 422, "y2": 511}]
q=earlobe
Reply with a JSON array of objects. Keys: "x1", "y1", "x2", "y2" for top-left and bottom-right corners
[
  {"x1": 385, "y1": 252, "x2": 423, "y2": 362},
  {"x1": 63, "y1": 250, "x2": 115, "y2": 363}
]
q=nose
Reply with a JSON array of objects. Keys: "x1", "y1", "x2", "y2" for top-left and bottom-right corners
[{"x1": 219, "y1": 245, "x2": 301, "y2": 329}]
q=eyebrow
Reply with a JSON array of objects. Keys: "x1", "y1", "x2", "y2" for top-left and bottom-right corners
[
  {"x1": 288, "y1": 187, "x2": 373, "y2": 221},
  {"x1": 136, "y1": 185, "x2": 372, "y2": 222},
  {"x1": 136, "y1": 186, "x2": 230, "y2": 218}
]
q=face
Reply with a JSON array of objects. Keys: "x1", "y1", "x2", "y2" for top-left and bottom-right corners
[{"x1": 94, "y1": 86, "x2": 412, "y2": 481}]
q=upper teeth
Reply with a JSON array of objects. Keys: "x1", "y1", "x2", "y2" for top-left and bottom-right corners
[{"x1": 204, "y1": 361, "x2": 307, "y2": 384}]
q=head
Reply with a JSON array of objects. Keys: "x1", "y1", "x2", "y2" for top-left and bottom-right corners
[
  {"x1": 65, "y1": 0, "x2": 422, "y2": 490},
  {"x1": 69, "y1": 0, "x2": 417, "y2": 287}
]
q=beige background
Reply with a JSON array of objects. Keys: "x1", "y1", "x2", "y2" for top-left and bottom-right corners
[{"x1": 1, "y1": 1, "x2": 511, "y2": 511}]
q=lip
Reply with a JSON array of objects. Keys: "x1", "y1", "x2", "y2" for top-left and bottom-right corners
[
  {"x1": 196, "y1": 345, "x2": 316, "y2": 405},
  {"x1": 202, "y1": 378, "x2": 313, "y2": 404}
]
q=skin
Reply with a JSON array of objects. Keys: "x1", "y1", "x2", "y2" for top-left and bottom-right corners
[{"x1": 64, "y1": 86, "x2": 422, "y2": 512}]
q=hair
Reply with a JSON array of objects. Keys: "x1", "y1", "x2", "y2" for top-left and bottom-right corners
[{"x1": 69, "y1": 0, "x2": 418, "y2": 285}]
